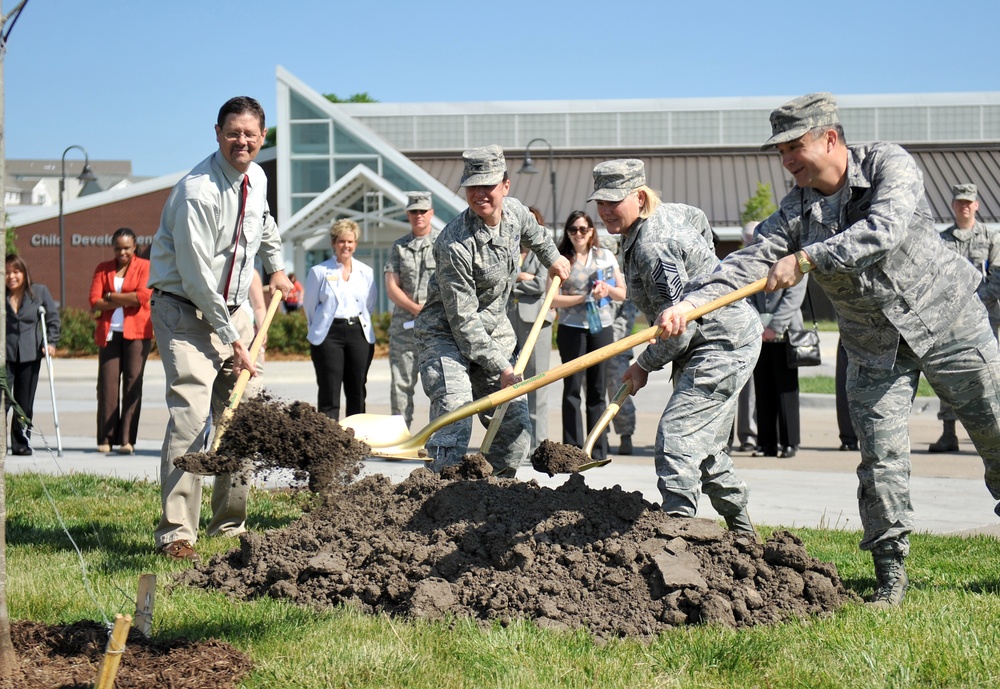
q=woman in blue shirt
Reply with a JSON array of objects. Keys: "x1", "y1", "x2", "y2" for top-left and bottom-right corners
[{"x1": 551, "y1": 211, "x2": 626, "y2": 460}]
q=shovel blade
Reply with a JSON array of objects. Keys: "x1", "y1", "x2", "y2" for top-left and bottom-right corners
[
  {"x1": 340, "y1": 413, "x2": 412, "y2": 447},
  {"x1": 578, "y1": 458, "x2": 613, "y2": 472}
]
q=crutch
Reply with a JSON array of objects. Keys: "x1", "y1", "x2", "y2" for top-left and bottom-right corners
[{"x1": 38, "y1": 305, "x2": 63, "y2": 456}]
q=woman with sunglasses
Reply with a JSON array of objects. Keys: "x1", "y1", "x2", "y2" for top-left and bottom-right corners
[{"x1": 551, "y1": 210, "x2": 626, "y2": 460}]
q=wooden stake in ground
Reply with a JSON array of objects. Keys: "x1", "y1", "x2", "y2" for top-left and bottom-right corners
[
  {"x1": 134, "y1": 574, "x2": 155, "y2": 638},
  {"x1": 93, "y1": 613, "x2": 132, "y2": 689}
]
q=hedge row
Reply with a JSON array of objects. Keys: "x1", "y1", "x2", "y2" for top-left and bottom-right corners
[{"x1": 55, "y1": 308, "x2": 395, "y2": 358}]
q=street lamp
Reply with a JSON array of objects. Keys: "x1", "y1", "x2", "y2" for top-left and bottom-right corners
[
  {"x1": 518, "y1": 138, "x2": 558, "y2": 228},
  {"x1": 58, "y1": 145, "x2": 97, "y2": 307}
]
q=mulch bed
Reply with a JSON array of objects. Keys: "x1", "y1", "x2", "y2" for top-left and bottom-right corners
[{"x1": 0, "y1": 620, "x2": 251, "y2": 688}]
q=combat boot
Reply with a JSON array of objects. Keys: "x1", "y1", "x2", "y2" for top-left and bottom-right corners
[
  {"x1": 928, "y1": 420, "x2": 958, "y2": 453},
  {"x1": 618, "y1": 434, "x2": 633, "y2": 455},
  {"x1": 725, "y1": 508, "x2": 762, "y2": 544},
  {"x1": 868, "y1": 551, "x2": 908, "y2": 608}
]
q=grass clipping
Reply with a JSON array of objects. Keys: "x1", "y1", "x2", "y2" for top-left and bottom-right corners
[{"x1": 174, "y1": 395, "x2": 367, "y2": 492}]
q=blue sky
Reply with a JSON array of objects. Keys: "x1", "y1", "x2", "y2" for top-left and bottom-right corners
[{"x1": 4, "y1": 0, "x2": 998, "y2": 178}]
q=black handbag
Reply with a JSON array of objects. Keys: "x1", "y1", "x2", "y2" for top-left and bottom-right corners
[{"x1": 785, "y1": 286, "x2": 821, "y2": 368}]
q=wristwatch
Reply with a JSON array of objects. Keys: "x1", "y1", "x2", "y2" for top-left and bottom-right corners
[{"x1": 795, "y1": 250, "x2": 813, "y2": 274}]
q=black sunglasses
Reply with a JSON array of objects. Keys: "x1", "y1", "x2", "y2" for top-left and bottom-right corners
[{"x1": 567, "y1": 225, "x2": 591, "y2": 235}]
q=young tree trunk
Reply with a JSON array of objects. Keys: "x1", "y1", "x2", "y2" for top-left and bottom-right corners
[{"x1": 0, "y1": 0, "x2": 23, "y2": 674}]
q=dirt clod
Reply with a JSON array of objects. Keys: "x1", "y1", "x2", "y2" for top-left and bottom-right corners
[
  {"x1": 0, "y1": 620, "x2": 251, "y2": 689},
  {"x1": 174, "y1": 396, "x2": 367, "y2": 492},
  {"x1": 531, "y1": 439, "x2": 591, "y2": 475},
  {"x1": 182, "y1": 469, "x2": 859, "y2": 639},
  {"x1": 440, "y1": 453, "x2": 493, "y2": 480}
]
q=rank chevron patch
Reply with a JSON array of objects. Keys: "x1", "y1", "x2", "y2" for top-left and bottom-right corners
[{"x1": 651, "y1": 260, "x2": 683, "y2": 303}]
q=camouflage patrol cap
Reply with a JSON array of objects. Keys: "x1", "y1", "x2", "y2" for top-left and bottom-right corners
[
  {"x1": 952, "y1": 183, "x2": 978, "y2": 202},
  {"x1": 405, "y1": 191, "x2": 433, "y2": 212},
  {"x1": 587, "y1": 159, "x2": 646, "y2": 202},
  {"x1": 761, "y1": 92, "x2": 840, "y2": 150},
  {"x1": 460, "y1": 145, "x2": 507, "y2": 187}
]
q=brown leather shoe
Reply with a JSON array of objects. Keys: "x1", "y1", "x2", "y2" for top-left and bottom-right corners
[{"x1": 159, "y1": 540, "x2": 200, "y2": 562}]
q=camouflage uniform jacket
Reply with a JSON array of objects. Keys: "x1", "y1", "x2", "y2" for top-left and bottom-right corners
[
  {"x1": 939, "y1": 220, "x2": 1000, "y2": 327},
  {"x1": 685, "y1": 143, "x2": 982, "y2": 370},
  {"x1": 621, "y1": 203, "x2": 761, "y2": 372},
  {"x1": 383, "y1": 229, "x2": 441, "y2": 320},
  {"x1": 416, "y1": 197, "x2": 560, "y2": 375}
]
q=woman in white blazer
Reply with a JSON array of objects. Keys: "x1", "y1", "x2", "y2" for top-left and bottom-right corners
[{"x1": 304, "y1": 219, "x2": 377, "y2": 419}]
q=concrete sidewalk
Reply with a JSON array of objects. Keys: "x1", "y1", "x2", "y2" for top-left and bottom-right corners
[{"x1": 10, "y1": 331, "x2": 999, "y2": 539}]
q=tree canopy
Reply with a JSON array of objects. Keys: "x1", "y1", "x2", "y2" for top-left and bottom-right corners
[
  {"x1": 740, "y1": 182, "x2": 778, "y2": 225},
  {"x1": 262, "y1": 92, "x2": 378, "y2": 149}
]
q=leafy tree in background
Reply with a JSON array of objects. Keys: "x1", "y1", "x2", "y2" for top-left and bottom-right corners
[
  {"x1": 324, "y1": 92, "x2": 377, "y2": 104},
  {"x1": 263, "y1": 92, "x2": 378, "y2": 149},
  {"x1": 740, "y1": 182, "x2": 777, "y2": 225},
  {"x1": 5, "y1": 217, "x2": 18, "y2": 254}
]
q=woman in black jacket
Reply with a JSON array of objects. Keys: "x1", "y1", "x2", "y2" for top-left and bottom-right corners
[{"x1": 5, "y1": 254, "x2": 60, "y2": 455}]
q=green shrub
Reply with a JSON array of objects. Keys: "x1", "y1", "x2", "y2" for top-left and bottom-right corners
[
  {"x1": 57, "y1": 308, "x2": 99, "y2": 356},
  {"x1": 266, "y1": 310, "x2": 310, "y2": 356},
  {"x1": 56, "y1": 307, "x2": 402, "y2": 357},
  {"x1": 372, "y1": 311, "x2": 391, "y2": 346}
]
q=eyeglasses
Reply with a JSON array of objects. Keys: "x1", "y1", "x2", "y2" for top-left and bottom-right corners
[
  {"x1": 221, "y1": 131, "x2": 261, "y2": 142},
  {"x1": 567, "y1": 225, "x2": 591, "y2": 235}
]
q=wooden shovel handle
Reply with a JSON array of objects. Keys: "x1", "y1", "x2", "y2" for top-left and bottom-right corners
[
  {"x1": 409, "y1": 278, "x2": 767, "y2": 450},
  {"x1": 480, "y1": 276, "x2": 561, "y2": 454},
  {"x1": 583, "y1": 379, "x2": 634, "y2": 457}
]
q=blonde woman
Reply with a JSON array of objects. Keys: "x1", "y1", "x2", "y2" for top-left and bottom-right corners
[
  {"x1": 590, "y1": 159, "x2": 761, "y2": 534},
  {"x1": 304, "y1": 219, "x2": 377, "y2": 419}
]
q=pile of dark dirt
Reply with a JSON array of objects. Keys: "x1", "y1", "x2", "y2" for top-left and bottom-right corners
[
  {"x1": 181, "y1": 457, "x2": 859, "y2": 639},
  {"x1": 0, "y1": 620, "x2": 251, "y2": 689},
  {"x1": 531, "y1": 439, "x2": 591, "y2": 475},
  {"x1": 175, "y1": 396, "x2": 367, "y2": 492}
]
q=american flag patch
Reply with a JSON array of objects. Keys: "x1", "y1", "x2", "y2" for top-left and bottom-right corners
[{"x1": 651, "y1": 260, "x2": 683, "y2": 303}]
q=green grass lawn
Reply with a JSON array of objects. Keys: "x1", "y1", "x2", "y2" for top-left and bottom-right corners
[{"x1": 5, "y1": 473, "x2": 1000, "y2": 688}]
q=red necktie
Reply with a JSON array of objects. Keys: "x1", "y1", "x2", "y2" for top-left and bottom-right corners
[{"x1": 222, "y1": 175, "x2": 249, "y2": 302}]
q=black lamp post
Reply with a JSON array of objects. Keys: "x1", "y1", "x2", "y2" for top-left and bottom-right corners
[
  {"x1": 58, "y1": 145, "x2": 97, "y2": 307},
  {"x1": 518, "y1": 138, "x2": 558, "y2": 227}
]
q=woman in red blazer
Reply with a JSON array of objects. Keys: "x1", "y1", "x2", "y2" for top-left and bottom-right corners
[{"x1": 89, "y1": 227, "x2": 153, "y2": 454}]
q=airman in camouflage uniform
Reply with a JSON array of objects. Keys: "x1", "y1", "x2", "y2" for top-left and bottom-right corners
[
  {"x1": 590, "y1": 159, "x2": 762, "y2": 533},
  {"x1": 384, "y1": 191, "x2": 439, "y2": 428},
  {"x1": 416, "y1": 146, "x2": 570, "y2": 476},
  {"x1": 657, "y1": 93, "x2": 1000, "y2": 608},
  {"x1": 929, "y1": 183, "x2": 1000, "y2": 452}
]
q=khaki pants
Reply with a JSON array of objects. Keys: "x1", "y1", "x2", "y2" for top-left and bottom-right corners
[{"x1": 151, "y1": 294, "x2": 257, "y2": 547}]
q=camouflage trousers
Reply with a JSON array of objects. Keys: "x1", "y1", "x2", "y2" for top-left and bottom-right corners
[
  {"x1": 850, "y1": 299, "x2": 1000, "y2": 557},
  {"x1": 655, "y1": 337, "x2": 760, "y2": 518},
  {"x1": 419, "y1": 339, "x2": 531, "y2": 475},
  {"x1": 388, "y1": 320, "x2": 420, "y2": 427},
  {"x1": 604, "y1": 306, "x2": 637, "y2": 436},
  {"x1": 936, "y1": 321, "x2": 1000, "y2": 423}
]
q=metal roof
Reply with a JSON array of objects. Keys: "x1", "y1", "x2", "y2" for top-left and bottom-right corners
[{"x1": 407, "y1": 144, "x2": 1000, "y2": 230}]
